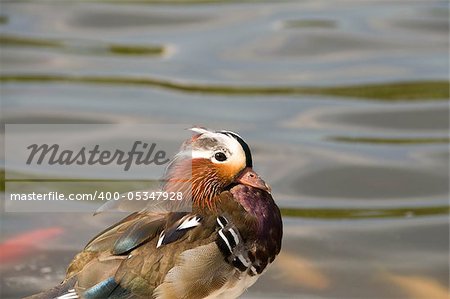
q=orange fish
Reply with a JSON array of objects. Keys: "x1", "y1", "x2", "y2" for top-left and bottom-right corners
[{"x1": 0, "y1": 227, "x2": 63, "y2": 263}]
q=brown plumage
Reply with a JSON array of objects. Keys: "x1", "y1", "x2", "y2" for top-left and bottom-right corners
[{"x1": 25, "y1": 128, "x2": 282, "y2": 299}]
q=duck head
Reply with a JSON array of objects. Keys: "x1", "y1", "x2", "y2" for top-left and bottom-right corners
[{"x1": 163, "y1": 127, "x2": 270, "y2": 209}]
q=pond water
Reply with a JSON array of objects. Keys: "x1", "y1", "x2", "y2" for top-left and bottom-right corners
[{"x1": 0, "y1": 1, "x2": 449, "y2": 298}]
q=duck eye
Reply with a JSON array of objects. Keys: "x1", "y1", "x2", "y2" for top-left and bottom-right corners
[{"x1": 214, "y1": 152, "x2": 227, "y2": 162}]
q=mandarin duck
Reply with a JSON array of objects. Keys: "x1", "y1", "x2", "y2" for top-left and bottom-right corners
[{"x1": 26, "y1": 127, "x2": 283, "y2": 299}]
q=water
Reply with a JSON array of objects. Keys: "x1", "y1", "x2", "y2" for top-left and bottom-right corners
[{"x1": 0, "y1": 1, "x2": 449, "y2": 298}]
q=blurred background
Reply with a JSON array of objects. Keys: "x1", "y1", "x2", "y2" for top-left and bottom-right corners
[{"x1": 0, "y1": 0, "x2": 449, "y2": 298}]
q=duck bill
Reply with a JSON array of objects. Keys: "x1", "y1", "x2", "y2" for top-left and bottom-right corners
[{"x1": 235, "y1": 167, "x2": 271, "y2": 193}]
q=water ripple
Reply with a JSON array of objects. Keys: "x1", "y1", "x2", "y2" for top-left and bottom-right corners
[
  {"x1": 1, "y1": 74, "x2": 447, "y2": 101},
  {"x1": 0, "y1": 35, "x2": 165, "y2": 56}
]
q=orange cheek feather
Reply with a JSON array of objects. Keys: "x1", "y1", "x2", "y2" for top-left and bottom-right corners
[
  {"x1": 190, "y1": 159, "x2": 242, "y2": 209},
  {"x1": 167, "y1": 159, "x2": 245, "y2": 210},
  {"x1": 193, "y1": 159, "x2": 243, "y2": 185},
  {"x1": 215, "y1": 160, "x2": 243, "y2": 183}
]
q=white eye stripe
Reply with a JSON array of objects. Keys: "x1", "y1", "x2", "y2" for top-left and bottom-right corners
[
  {"x1": 189, "y1": 132, "x2": 245, "y2": 164},
  {"x1": 190, "y1": 149, "x2": 224, "y2": 157},
  {"x1": 191, "y1": 150, "x2": 213, "y2": 159},
  {"x1": 191, "y1": 150, "x2": 231, "y2": 163}
]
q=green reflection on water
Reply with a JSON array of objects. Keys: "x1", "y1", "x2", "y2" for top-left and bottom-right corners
[
  {"x1": 108, "y1": 44, "x2": 163, "y2": 55},
  {"x1": 0, "y1": 34, "x2": 164, "y2": 56},
  {"x1": 330, "y1": 137, "x2": 450, "y2": 145},
  {"x1": 0, "y1": 74, "x2": 448, "y2": 101},
  {"x1": 283, "y1": 19, "x2": 336, "y2": 29},
  {"x1": 0, "y1": 15, "x2": 9, "y2": 25},
  {"x1": 2, "y1": 169, "x2": 159, "y2": 194},
  {"x1": 281, "y1": 206, "x2": 450, "y2": 219},
  {"x1": 0, "y1": 170, "x2": 4, "y2": 192},
  {"x1": 0, "y1": 35, "x2": 63, "y2": 48}
]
